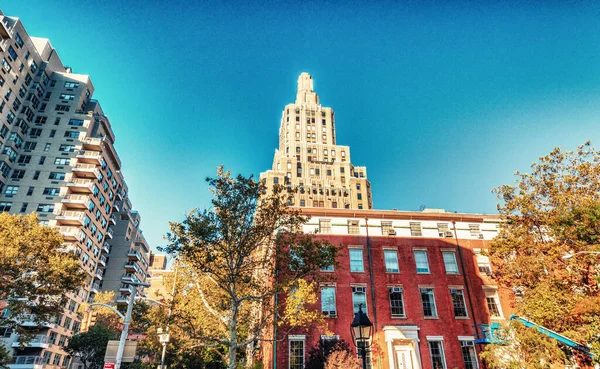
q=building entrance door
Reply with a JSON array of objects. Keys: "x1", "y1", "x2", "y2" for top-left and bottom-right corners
[{"x1": 396, "y1": 348, "x2": 414, "y2": 369}]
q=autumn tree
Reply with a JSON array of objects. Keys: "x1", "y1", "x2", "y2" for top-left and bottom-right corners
[
  {"x1": 305, "y1": 339, "x2": 355, "y2": 369},
  {"x1": 162, "y1": 167, "x2": 341, "y2": 369},
  {"x1": 65, "y1": 324, "x2": 118, "y2": 369},
  {"x1": 0, "y1": 213, "x2": 85, "y2": 336},
  {"x1": 485, "y1": 142, "x2": 600, "y2": 366}
]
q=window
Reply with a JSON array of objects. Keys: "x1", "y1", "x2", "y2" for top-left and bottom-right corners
[
  {"x1": 349, "y1": 249, "x2": 364, "y2": 272},
  {"x1": 64, "y1": 82, "x2": 79, "y2": 88},
  {"x1": 30, "y1": 61, "x2": 38, "y2": 73},
  {"x1": 26, "y1": 187, "x2": 34, "y2": 196},
  {"x1": 1, "y1": 58, "x2": 11, "y2": 73},
  {"x1": 475, "y1": 249, "x2": 492, "y2": 276},
  {"x1": 420, "y1": 288, "x2": 437, "y2": 318},
  {"x1": 29, "y1": 128, "x2": 42, "y2": 137},
  {"x1": 33, "y1": 171, "x2": 40, "y2": 180},
  {"x1": 381, "y1": 221, "x2": 393, "y2": 235},
  {"x1": 428, "y1": 340, "x2": 446, "y2": 369},
  {"x1": 469, "y1": 224, "x2": 480, "y2": 237},
  {"x1": 20, "y1": 203, "x2": 28, "y2": 213},
  {"x1": 11, "y1": 170, "x2": 25, "y2": 179},
  {"x1": 442, "y1": 251, "x2": 459, "y2": 274},
  {"x1": 321, "y1": 287, "x2": 336, "y2": 317},
  {"x1": 485, "y1": 289, "x2": 503, "y2": 318},
  {"x1": 55, "y1": 104, "x2": 70, "y2": 112},
  {"x1": 7, "y1": 46, "x2": 17, "y2": 60},
  {"x1": 389, "y1": 287, "x2": 405, "y2": 318},
  {"x1": 37, "y1": 204, "x2": 54, "y2": 212},
  {"x1": 318, "y1": 219, "x2": 331, "y2": 233},
  {"x1": 59, "y1": 144, "x2": 75, "y2": 152},
  {"x1": 23, "y1": 141, "x2": 36, "y2": 150},
  {"x1": 384, "y1": 250, "x2": 399, "y2": 272},
  {"x1": 54, "y1": 158, "x2": 70, "y2": 165},
  {"x1": 60, "y1": 93, "x2": 75, "y2": 100},
  {"x1": 68, "y1": 119, "x2": 84, "y2": 126},
  {"x1": 410, "y1": 222, "x2": 422, "y2": 236},
  {"x1": 289, "y1": 338, "x2": 305, "y2": 369},
  {"x1": 43, "y1": 188, "x2": 60, "y2": 196},
  {"x1": 461, "y1": 340, "x2": 479, "y2": 369},
  {"x1": 15, "y1": 33, "x2": 24, "y2": 48},
  {"x1": 414, "y1": 250, "x2": 430, "y2": 273},
  {"x1": 437, "y1": 223, "x2": 450, "y2": 237},
  {"x1": 17, "y1": 155, "x2": 31, "y2": 164},
  {"x1": 4, "y1": 186, "x2": 18, "y2": 196},
  {"x1": 450, "y1": 288, "x2": 468, "y2": 317},
  {"x1": 0, "y1": 202, "x2": 12, "y2": 212},
  {"x1": 48, "y1": 172, "x2": 65, "y2": 180},
  {"x1": 35, "y1": 116, "x2": 49, "y2": 125},
  {"x1": 348, "y1": 220, "x2": 359, "y2": 234},
  {"x1": 352, "y1": 286, "x2": 367, "y2": 314}
]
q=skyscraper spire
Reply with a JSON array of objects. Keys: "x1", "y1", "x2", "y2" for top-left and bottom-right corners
[{"x1": 261, "y1": 73, "x2": 372, "y2": 210}]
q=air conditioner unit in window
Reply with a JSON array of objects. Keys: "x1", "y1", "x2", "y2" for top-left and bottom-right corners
[
  {"x1": 387, "y1": 229, "x2": 396, "y2": 236},
  {"x1": 444, "y1": 231, "x2": 454, "y2": 237},
  {"x1": 323, "y1": 310, "x2": 337, "y2": 318},
  {"x1": 390, "y1": 287, "x2": 402, "y2": 293},
  {"x1": 478, "y1": 233, "x2": 484, "y2": 239}
]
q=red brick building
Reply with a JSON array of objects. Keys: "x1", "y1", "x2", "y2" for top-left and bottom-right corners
[{"x1": 263, "y1": 208, "x2": 513, "y2": 369}]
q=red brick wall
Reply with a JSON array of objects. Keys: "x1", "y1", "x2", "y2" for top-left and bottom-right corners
[{"x1": 263, "y1": 233, "x2": 513, "y2": 369}]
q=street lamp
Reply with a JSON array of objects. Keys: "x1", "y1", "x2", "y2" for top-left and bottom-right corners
[
  {"x1": 563, "y1": 251, "x2": 600, "y2": 259},
  {"x1": 114, "y1": 280, "x2": 150, "y2": 369},
  {"x1": 350, "y1": 304, "x2": 373, "y2": 369}
]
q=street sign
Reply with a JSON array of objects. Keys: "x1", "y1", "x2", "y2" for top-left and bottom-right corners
[
  {"x1": 159, "y1": 334, "x2": 170, "y2": 343},
  {"x1": 127, "y1": 334, "x2": 148, "y2": 340},
  {"x1": 104, "y1": 340, "x2": 138, "y2": 363},
  {"x1": 104, "y1": 363, "x2": 115, "y2": 369}
]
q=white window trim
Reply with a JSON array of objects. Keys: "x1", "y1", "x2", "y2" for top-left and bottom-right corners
[
  {"x1": 288, "y1": 335, "x2": 306, "y2": 369},
  {"x1": 426, "y1": 336, "x2": 444, "y2": 341},
  {"x1": 458, "y1": 336, "x2": 475, "y2": 341},
  {"x1": 427, "y1": 339, "x2": 447, "y2": 369},
  {"x1": 483, "y1": 288, "x2": 504, "y2": 319}
]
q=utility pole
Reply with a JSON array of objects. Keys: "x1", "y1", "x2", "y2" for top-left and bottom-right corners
[{"x1": 159, "y1": 265, "x2": 178, "y2": 369}]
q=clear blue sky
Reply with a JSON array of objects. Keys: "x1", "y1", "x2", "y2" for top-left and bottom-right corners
[{"x1": 5, "y1": 1, "x2": 600, "y2": 252}]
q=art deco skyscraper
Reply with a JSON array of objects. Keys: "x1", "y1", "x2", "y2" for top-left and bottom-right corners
[{"x1": 261, "y1": 73, "x2": 372, "y2": 210}]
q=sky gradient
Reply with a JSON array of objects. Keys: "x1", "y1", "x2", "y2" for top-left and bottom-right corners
[{"x1": 4, "y1": 1, "x2": 600, "y2": 252}]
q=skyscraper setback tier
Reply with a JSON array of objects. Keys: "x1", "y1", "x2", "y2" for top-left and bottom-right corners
[
  {"x1": 0, "y1": 10, "x2": 152, "y2": 368},
  {"x1": 260, "y1": 72, "x2": 373, "y2": 210}
]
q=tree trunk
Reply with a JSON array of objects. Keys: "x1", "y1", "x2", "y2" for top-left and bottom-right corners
[{"x1": 229, "y1": 302, "x2": 238, "y2": 369}]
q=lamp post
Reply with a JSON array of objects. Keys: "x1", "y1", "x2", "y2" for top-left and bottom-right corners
[
  {"x1": 115, "y1": 280, "x2": 150, "y2": 369},
  {"x1": 563, "y1": 251, "x2": 600, "y2": 259},
  {"x1": 350, "y1": 304, "x2": 373, "y2": 369}
]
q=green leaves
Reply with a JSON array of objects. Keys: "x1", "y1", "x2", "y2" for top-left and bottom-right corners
[{"x1": 65, "y1": 324, "x2": 118, "y2": 369}]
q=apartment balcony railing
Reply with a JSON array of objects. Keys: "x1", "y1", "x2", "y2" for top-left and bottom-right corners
[
  {"x1": 54, "y1": 210, "x2": 86, "y2": 226},
  {"x1": 61, "y1": 194, "x2": 91, "y2": 209},
  {"x1": 124, "y1": 262, "x2": 141, "y2": 274},
  {"x1": 93, "y1": 270, "x2": 103, "y2": 281},
  {"x1": 116, "y1": 296, "x2": 130, "y2": 305},
  {"x1": 127, "y1": 250, "x2": 141, "y2": 261},
  {"x1": 98, "y1": 255, "x2": 108, "y2": 267},
  {"x1": 12, "y1": 335, "x2": 49, "y2": 349},
  {"x1": 105, "y1": 227, "x2": 114, "y2": 239},
  {"x1": 10, "y1": 355, "x2": 45, "y2": 369},
  {"x1": 16, "y1": 314, "x2": 56, "y2": 329},
  {"x1": 112, "y1": 201, "x2": 122, "y2": 212},
  {"x1": 76, "y1": 150, "x2": 102, "y2": 164},
  {"x1": 71, "y1": 163, "x2": 101, "y2": 179},
  {"x1": 82, "y1": 137, "x2": 103, "y2": 150},
  {"x1": 56, "y1": 226, "x2": 85, "y2": 242},
  {"x1": 109, "y1": 213, "x2": 117, "y2": 225},
  {"x1": 102, "y1": 242, "x2": 111, "y2": 254},
  {"x1": 121, "y1": 273, "x2": 137, "y2": 283},
  {"x1": 66, "y1": 178, "x2": 94, "y2": 194},
  {"x1": 91, "y1": 283, "x2": 100, "y2": 294},
  {"x1": 119, "y1": 284, "x2": 134, "y2": 295}
]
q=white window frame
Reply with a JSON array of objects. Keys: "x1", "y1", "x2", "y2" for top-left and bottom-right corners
[
  {"x1": 427, "y1": 338, "x2": 447, "y2": 369},
  {"x1": 383, "y1": 249, "x2": 399, "y2": 273},
  {"x1": 288, "y1": 335, "x2": 306, "y2": 369},
  {"x1": 483, "y1": 287, "x2": 504, "y2": 319},
  {"x1": 349, "y1": 247, "x2": 364, "y2": 272},
  {"x1": 449, "y1": 286, "x2": 469, "y2": 318},
  {"x1": 351, "y1": 285, "x2": 368, "y2": 315},
  {"x1": 442, "y1": 251, "x2": 459, "y2": 274},
  {"x1": 320, "y1": 286, "x2": 337, "y2": 317},
  {"x1": 458, "y1": 338, "x2": 479, "y2": 369},
  {"x1": 414, "y1": 250, "x2": 430, "y2": 274}
]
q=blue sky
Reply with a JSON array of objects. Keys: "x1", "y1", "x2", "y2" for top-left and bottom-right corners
[{"x1": 5, "y1": 1, "x2": 600, "y2": 252}]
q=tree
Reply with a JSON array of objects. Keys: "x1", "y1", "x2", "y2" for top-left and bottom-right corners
[
  {"x1": 305, "y1": 339, "x2": 354, "y2": 369},
  {"x1": 65, "y1": 324, "x2": 118, "y2": 369},
  {"x1": 0, "y1": 213, "x2": 85, "y2": 336},
  {"x1": 0, "y1": 345, "x2": 11, "y2": 369},
  {"x1": 162, "y1": 167, "x2": 341, "y2": 369},
  {"x1": 324, "y1": 349, "x2": 361, "y2": 369},
  {"x1": 486, "y1": 142, "x2": 600, "y2": 366}
]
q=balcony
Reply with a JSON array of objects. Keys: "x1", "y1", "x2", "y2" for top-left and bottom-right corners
[
  {"x1": 116, "y1": 296, "x2": 130, "y2": 305},
  {"x1": 66, "y1": 178, "x2": 94, "y2": 194},
  {"x1": 76, "y1": 150, "x2": 102, "y2": 164},
  {"x1": 71, "y1": 164, "x2": 100, "y2": 179},
  {"x1": 98, "y1": 255, "x2": 107, "y2": 267},
  {"x1": 94, "y1": 270, "x2": 103, "y2": 281},
  {"x1": 127, "y1": 250, "x2": 141, "y2": 261},
  {"x1": 82, "y1": 137, "x2": 103, "y2": 151},
  {"x1": 121, "y1": 273, "x2": 136, "y2": 283},
  {"x1": 54, "y1": 210, "x2": 86, "y2": 226},
  {"x1": 109, "y1": 213, "x2": 117, "y2": 225},
  {"x1": 61, "y1": 194, "x2": 91, "y2": 209},
  {"x1": 112, "y1": 201, "x2": 122, "y2": 212},
  {"x1": 105, "y1": 227, "x2": 114, "y2": 239},
  {"x1": 56, "y1": 226, "x2": 85, "y2": 241},
  {"x1": 124, "y1": 262, "x2": 141, "y2": 274},
  {"x1": 91, "y1": 282, "x2": 100, "y2": 294},
  {"x1": 116, "y1": 190, "x2": 123, "y2": 200},
  {"x1": 12, "y1": 335, "x2": 49, "y2": 349},
  {"x1": 57, "y1": 243, "x2": 78, "y2": 254},
  {"x1": 119, "y1": 284, "x2": 134, "y2": 295},
  {"x1": 17, "y1": 314, "x2": 56, "y2": 329},
  {"x1": 102, "y1": 242, "x2": 111, "y2": 254},
  {"x1": 9, "y1": 355, "x2": 44, "y2": 369}
]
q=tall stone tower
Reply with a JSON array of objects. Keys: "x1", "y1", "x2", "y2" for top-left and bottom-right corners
[{"x1": 260, "y1": 73, "x2": 372, "y2": 210}]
